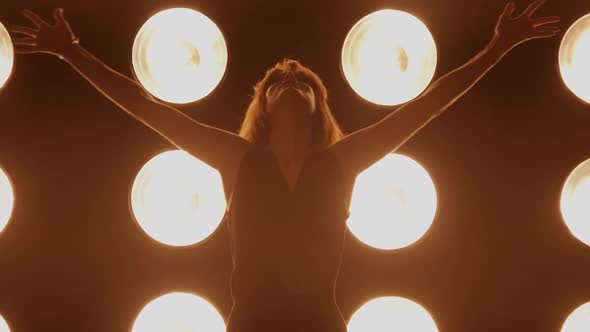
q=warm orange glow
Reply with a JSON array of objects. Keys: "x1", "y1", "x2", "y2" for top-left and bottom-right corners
[
  {"x1": 0, "y1": 167, "x2": 14, "y2": 235},
  {"x1": 559, "y1": 13, "x2": 590, "y2": 104},
  {"x1": 341, "y1": 9, "x2": 437, "y2": 106},
  {"x1": 0, "y1": 314, "x2": 9, "y2": 332},
  {"x1": 132, "y1": 292, "x2": 225, "y2": 332},
  {"x1": 560, "y1": 159, "x2": 590, "y2": 246},
  {"x1": 561, "y1": 302, "x2": 590, "y2": 332},
  {"x1": 130, "y1": 150, "x2": 226, "y2": 246},
  {"x1": 0, "y1": 21, "x2": 14, "y2": 90},
  {"x1": 348, "y1": 296, "x2": 438, "y2": 332},
  {"x1": 132, "y1": 8, "x2": 228, "y2": 104},
  {"x1": 347, "y1": 154, "x2": 437, "y2": 250}
]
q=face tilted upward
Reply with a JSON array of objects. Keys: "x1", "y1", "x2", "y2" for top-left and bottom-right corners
[
  {"x1": 264, "y1": 67, "x2": 317, "y2": 118},
  {"x1": 265, "y1": 77, "x2": 316, "y2": 116}
]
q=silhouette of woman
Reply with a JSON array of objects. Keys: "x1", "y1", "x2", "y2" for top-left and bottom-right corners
[{"x1": 11, "y1": 1, "x2": 559, "y2": 330}]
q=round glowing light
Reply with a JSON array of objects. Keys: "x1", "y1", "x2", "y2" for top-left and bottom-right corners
[
  {"x1": 561, "y1": 302, "x2": 590, "y2": 332},
  {"x1": 347, "y1": 153, "x2": 437, "y2": 250},
  {"x1": 0, "y1": 314, "x2": 9, "y2": 332},
  {"x1": 0, "y1": 167, "x2": 14, "y2": 235},
  {"x1": 0, "y1": 21, "x2": 14, "y2": 90},
  {"x1": 559, "y1": 13, "x2": 590, "y2": 104},
  {"x1": 560, "y1": 159, "x2": 590, "y2": 246},
  {"x1": 341, "y1": 9, "x2": 437, "y2": 106},
  {"x1": 348, "y1": 297, "x2": 438, "y2": 332},
  {"x1": 132, "y1": 292, "x2": 225, "y2": 332},
  {"x1": 132, "y1": 8, "x2": 228, "y2": 104},
  {"x1": 130, "y1": 150, "x2": 226, "y2": 246}
]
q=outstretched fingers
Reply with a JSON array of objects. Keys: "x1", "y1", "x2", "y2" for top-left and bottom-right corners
[
  {"x1": 13, "y1": 45, "x2": 42, "y2": 54},
  {"x1": 12, "y1": 37, "x2": 37, "y2": 46},
  {"x1": 53, "y1": 8, "x2": 66, "y2": 25},
  {"x1": 21, "y1": 9, "x2": 49, "y2": 28},
  {"x1": 502, "y1": 2, "x2": 516, "y2": 19},
  {"x1": 533, "y1": 16, "x2": 560, "y2": 27},
  {"x1": 523, "y1": 0, "x2": 547, "y2": 18},
  {"x1": 536, "y1": 25, "x2": 560, "y2": 33},
  {"x1": 11, "y1": 25, "x2": 37, "y2": 37},
  {"x1": 530, "y1": 25, "x2": 561, "y2": 39},
  {"x1": 53, "y1": 8, "x2": 73, "y2": 32}
]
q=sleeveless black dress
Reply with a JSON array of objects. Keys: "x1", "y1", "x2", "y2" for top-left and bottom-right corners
[{"x1": 224, "y1": 143, "x2": 354, "y2": 332}]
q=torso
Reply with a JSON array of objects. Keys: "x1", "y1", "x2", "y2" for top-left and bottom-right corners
[{"x1": 222, "y1": 143, "x2": 353, "y2": 332}]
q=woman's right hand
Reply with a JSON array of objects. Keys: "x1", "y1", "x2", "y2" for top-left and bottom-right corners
[{"x1": 11, "y1": 8, "x2": 78, "y2": 58}]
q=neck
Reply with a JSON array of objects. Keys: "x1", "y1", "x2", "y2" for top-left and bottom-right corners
[{"x1": 267, "y1": 110, "x2": 313, "y2": 165}]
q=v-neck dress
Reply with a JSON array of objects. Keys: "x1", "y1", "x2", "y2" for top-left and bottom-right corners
[{"x1": 225, "y1": 143, "x2": 354, "y2": 332}]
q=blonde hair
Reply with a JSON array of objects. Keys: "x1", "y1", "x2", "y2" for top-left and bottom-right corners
[{"x1": 239, "y1": 59, "x2": 343, "y2": 150}]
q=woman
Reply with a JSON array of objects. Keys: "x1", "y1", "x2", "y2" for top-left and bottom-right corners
[{"x1": 11, "y1": 1, "x2": 559, "y2": 330}]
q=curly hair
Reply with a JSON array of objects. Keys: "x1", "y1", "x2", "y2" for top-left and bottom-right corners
[{"x1": 239, "y1": 58, "x2": 343, "y2": 151}]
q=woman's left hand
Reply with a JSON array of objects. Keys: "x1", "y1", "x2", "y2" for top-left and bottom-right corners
[{"x1": 494, "y1": 0, "x2": 561, "y2": 50}]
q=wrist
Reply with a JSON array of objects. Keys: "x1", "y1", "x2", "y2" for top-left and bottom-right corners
[
  {"x1": 489, "y1": 34, "x2": 513, "y2": 58},
  {"x1": 59, "y1": 38, "x2": 81, "y2": 61}
]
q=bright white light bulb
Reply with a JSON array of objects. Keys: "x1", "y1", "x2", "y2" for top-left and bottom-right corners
[
  {"x1": 132, "y1": 8, "x2": 228, "y2": 104},
  {"x1": 342, "y1": 9, "x2": 437, "y2": 106},
  {"x1": 0, "y1": 21, "x2": 14, "y2": 90},
  {"x1": 347, "y1": 154, "x2": 437, "y2": 250},
  {"x1": 0, "y1": 314, "x2": 10, "y2": 332},
  {"x1": 0, "y1": 167, "x2": 14, "y2": 235},
  {"x1": 130, "y1": 150, "x2": 226, "y2": 246},
  {"x1": 348, "y1": 297, "x2": 438, "y2": 332},
  {"x1": 559, "y1": 13, "x2": 590, "y2": 104},
  {"x1": 560, "y1": 158, "x2": 590, "y2": 246},
  {"x1": 132, "y1": 292, "x2": 225, "y2": 332},
  {"x1": 561, "y1": 302, "x2": 590, "y2": 332}
]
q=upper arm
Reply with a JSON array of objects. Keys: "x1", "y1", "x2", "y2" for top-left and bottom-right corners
[
  {"x1": 329, "y1": 35, "x2": 506, "y2": 176},
  {"x1": 328, "y1": 96, "x2": 438, "y2": 177},
  {"x1": 129, "y1": 97, "x2": 251, "y2": 178}
]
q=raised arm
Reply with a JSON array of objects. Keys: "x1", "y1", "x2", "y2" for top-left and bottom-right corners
[
  {"x1": 11, "y1": 8, "x2": 249, "y2": 175},
  {"x1": 329, "y1": 0, "x2": 560, "y2": 177}
]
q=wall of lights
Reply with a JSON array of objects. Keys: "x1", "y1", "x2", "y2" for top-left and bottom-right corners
[
  {"x1": 1, "y1": 5, "x2": 590, "y2": 331},
  {"x1": 130, "y1": 150, "x2": 226, "y2": 247},
  {"x1": 131, "y1": 293, "x2": 225, "y2": 332},
  {"x1": 0, "y1": 21, "x2": 13, "y2": 90},
  {"x1": 0, "y1": 167, "x2": 14, "y2": 236}
]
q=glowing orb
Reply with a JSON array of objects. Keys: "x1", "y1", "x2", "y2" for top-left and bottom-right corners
[
  {"x1": 0, "y1": 314, "x2": 9, "y2": 332},
  {"x1": 347, "y1": 153, "x2": 437, "y2": 250},
  {"x1": 132, "y1": 292, "x2": 225, "y2": 332},
  {"x1": 0, "y1": 167, "x2": 14, "y2": 235},
  {"x1": 132, "y1": 8, "x2": 228, "y2": 104},
  {"x1": 348, "y1": 297, "x2": 438, "y2": 332},
  {"x1": 130, "y1": 150, "x2": 226, "y2": 246},
  {"x1": 561, "y1": 302, "x2": 590, "y2": 332},
  {"x1": 0, "y1": 21, "x2": 14, "y2": 90},
  {"x1": 341, "y1": 9, "x2": 437, "y2": 106},
  {"x1": 560, "y1": 159, "x2": 590, "y2": 246},
  {"x1": 559, "y1": 13, "x2": 590, "y2": 104}
]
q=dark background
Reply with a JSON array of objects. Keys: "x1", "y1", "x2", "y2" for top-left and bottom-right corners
[{"x1": 0, "y1": 0, "x2": 590, "y2": 331}]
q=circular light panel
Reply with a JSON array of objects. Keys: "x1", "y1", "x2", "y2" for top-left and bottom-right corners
[
  {"x1": 0, "y1": 167, "x2": 14, "y2": 235},
  {"x1": 348, "y1": 296, "x2": 438, "y2": 332},
  {"x1": 559, "y1": 13, "x2": 590, "y2": 104},
  {"x1": 561, "y1": 302, "x2": 590, "y2": 332},
  {"x1": 0, "y1": 21, "x2": 14, "y2": 90},
  {"x1": 132, "y1": 8, "x2": 228, "y2": 104},
  {"x1": 130, "y1": 150, "x2": 226, "y2": 246},
  {"x1": 561, "y1": 158, "x2": 590, "y2": 246},
  {"x1": 132, "y1": 292, "x2": 225, "y2": 332},
  {"x1": 0, "y1": 314, "x2": 9, "y2": 332},
  {"x1": 347, "y1": 153, "x2": 437, "y2": 250},
  {"x1": 342, "y1": 9, "x2": 437, "y2": 106}
]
